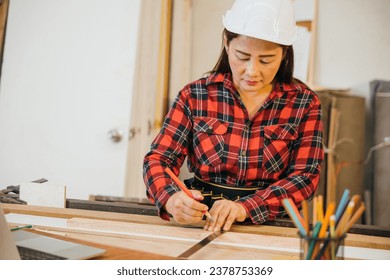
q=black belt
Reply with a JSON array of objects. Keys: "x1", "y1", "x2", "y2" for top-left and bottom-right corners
[{"x1": 184, "y1": 176, "x2": 260, "y2": 209}]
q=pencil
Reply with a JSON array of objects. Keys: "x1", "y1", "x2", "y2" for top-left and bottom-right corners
[
  {"x1": 288, "y1": 198, "x2": 306, "y2": 229},
  {"x1": 317, "y1": 195, "x2": 324, "y2": 222},
  {"x1": 312, "y1": 196, "x2": 318, "y2": 225},
  {"x1": 335, "y1": 189, "x2": 350, "y2": 223},
  {"x1": 350, "y1": 194, "x2": 361, "y2": 215},
  {"x1": 302, "y1": 199, "x2": 309, "y2": 234},
  {"x1": 329, "y1": 215, "x2": 336, "y2": 259},
  {"x1": 318, "y1": 202, "x2": 336, "y2": 238},
  {"x1": 329, "y1": 215, "x2": 336, "y2": 237},
  {"x1": 313, "y1": 202, "x2": 335, "y2": 259},
  {"x1": 11, "y1": 225, "x2": 33, "y2": 231},
  {"x1": 165, "y1": 167, "x2": 213, "y2": 221},
  {"x1": 282, "y1": 198, "x2": 307, "y2": 236},
  {"x1": 344, "y1": 202, "x2": 366, "y2": 233},
  {"x1": 306, "y1": 221, "x2": 322, "y2": 260},
  {"x1": 335, "y1": 200, "x2": 355, "y2": 237}
]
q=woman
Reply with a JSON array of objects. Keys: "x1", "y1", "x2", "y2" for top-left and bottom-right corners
[{"x1": 143, "y1": 0, "x2": 324, "y2": 232}]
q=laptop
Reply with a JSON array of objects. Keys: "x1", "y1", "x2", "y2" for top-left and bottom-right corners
[{"x1": 0, "y1": 207, "x2": 106, "y2": 260}]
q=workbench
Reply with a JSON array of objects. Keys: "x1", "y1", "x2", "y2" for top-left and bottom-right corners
[{"x1": 2, "y1": 201, "x2": 390, "y2": 260}]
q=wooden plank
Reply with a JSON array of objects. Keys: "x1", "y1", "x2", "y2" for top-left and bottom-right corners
[
  {"x1": 44, "y1": 218, "x2": 303, "y2": 259},
  {"x1": 124, "y1": 0, "x2": 165, "y2": 199},
  {"x1": 3, "y1": 203, "x2": 390, "y2": 237},
  {"x1": 28, "y1": 228, "x2": 174, "y2": 260},
  {"x1": 66, "y1": 199, "x2": 158, "y2": 216},
  {"x1": 33, "y1": 217, "x2": 390, "y2": 259},
  {"x1": 154, "y1": 0, "x2": 173, "y2": 130},
  {"x1": 66, "y1": 217, "x2": 390, "y2": 251},
  {"x1": 67, "y1": 217, "x2": 211, "y2": 241},
  {"x1": 35, "y1": 226, "x2": 194, "y2": 259},
  {"x1": 1, "y1": 203, "x2": 178, "y2": 226},
  {"x1": 89, "y1": 195, "x2": 152, "y2": 204},
  {"x1": 3, "y1": 205, "x2": 390, "y2": 259},
  {"x1": 326, "y1": 97, "x2": 339, "y2": 205},
  {"x1": 0, "y1": 0, "x2": 9, "y2": 64}
]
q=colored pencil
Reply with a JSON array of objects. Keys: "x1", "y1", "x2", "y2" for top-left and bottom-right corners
[
  {"x1": 318, "y1": 202, "x2": 336, "y2": 238},
  {"x1": 288, "y1": 193, "x2": 365, "y2": 260},
  {"x1": 312, "y1": 196, "x2": 318, "y2": 225},
  {"x1": 282, "y1": 198, "x2": 307, "y2": 236},
  {"x1": 302, "y1": 199, "x2": 309, "y2": 234},
  {"x1": 317, "y1": 195, "x2": 324, "y2": 222},
  {"x1": 335, "y1": 200, "x2": 355, "y2": 237},
  {"x1": 313, "y1": 202, "x2": 335, "y2": 259},
  {"x1": 344, "y1": 202, "x2": 366, "y2": 233},
  {"x1": 306, "y1": 221, "x2": 322, "y2": 260},
  {"x1": 11, "y1": 225, "x2": 33, "y2": 231},
  {"x1": 335, "y1": 189, "x2": 350, "y2": 223},
  {"x1": 329, "y1": 215, "x2": 336, "y2": 259},
  {"x1": 350, "y1": 194, "x2": 361, "y2": 215}
]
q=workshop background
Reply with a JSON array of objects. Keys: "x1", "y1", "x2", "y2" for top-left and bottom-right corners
[{"x1": 0, "y1": 0, "x2": 389, "y2": 227}]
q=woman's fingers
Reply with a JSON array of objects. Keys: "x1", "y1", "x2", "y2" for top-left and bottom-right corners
[
  {"x1": 204, "y1": 201, "x2": 247, "y2": 231},
  {"x1": 165, "y1": 191, "x2": 208, "y2": 224}
]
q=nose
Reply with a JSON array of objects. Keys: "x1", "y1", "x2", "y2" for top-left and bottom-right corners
[{"x1": 246, "y1": 59, "x2": 260, "y2": 77}]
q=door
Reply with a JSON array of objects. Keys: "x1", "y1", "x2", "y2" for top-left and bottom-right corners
[{"x1": 0, "y1": 0, "x2": 141, "y2": 199}]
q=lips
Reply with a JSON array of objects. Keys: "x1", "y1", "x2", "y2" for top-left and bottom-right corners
[{"x1": 246, "y1": 80, "x2": 258, "y2": 86}]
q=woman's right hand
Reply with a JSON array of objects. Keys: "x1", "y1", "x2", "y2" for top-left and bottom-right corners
[{"x1": 164, "y1": 190, "x2": 209, "y2": 224}]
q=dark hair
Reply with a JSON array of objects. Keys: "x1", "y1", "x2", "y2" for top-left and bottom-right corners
[{"x1": 209, "y1": 29, "x2": 295, "y2": 84}]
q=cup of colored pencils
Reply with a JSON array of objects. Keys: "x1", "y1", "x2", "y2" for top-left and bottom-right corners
[
  {"x1": 298, "y1": 230, "x2": 346, "y2": 260},
  {"x1": 282, "y1": 189, "x2": 365, "y2": 260}
]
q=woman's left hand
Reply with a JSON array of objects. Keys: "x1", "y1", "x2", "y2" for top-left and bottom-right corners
[{"x1": 203, "y1": 200, "x2": 248, "y2": 231}]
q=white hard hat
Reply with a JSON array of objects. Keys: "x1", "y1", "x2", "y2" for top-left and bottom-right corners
[{"x1": 223, "y1": 0, "x2": 297, "y2": 46}]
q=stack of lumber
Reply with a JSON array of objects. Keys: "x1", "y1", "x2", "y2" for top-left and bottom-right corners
[{"x1": 316, "y1": 90, "x2": 366, "y2": 218}]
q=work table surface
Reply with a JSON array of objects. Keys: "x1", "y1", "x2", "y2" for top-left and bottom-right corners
[{"x1": 2, "y1": 203, "x2": 390, "y2": 260}]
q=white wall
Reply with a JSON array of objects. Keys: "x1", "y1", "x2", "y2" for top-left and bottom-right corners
[{"x1": 314, "y1": 0, "x2": 390, "y2": 95}]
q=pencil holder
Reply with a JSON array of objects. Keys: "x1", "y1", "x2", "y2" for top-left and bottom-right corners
[{"x1": 299, "y1": 233, "x2": 346, "y2": 260}]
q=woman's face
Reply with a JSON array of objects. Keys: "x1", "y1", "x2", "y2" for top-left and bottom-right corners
[{"x1": 225, "y1": 35, "x2": 284, "y2": 95}]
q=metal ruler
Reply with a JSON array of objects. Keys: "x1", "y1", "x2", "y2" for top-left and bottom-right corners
[{"x1": 178, "y1": 230, "x2": 225, "y2": 259}]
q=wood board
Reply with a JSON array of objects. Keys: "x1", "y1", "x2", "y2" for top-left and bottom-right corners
[{"x1": 2, "y1": 204, "x2": 389, "y2": 260}]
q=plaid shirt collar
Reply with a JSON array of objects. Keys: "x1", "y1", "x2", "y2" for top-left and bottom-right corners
[{"x1": 205, "y1": 72, "x2": 294, "y2": 100}]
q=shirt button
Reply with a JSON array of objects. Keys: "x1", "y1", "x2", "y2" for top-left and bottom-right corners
[{"x1": 241, "y1": 150, "x2": 246, "y2": 156}]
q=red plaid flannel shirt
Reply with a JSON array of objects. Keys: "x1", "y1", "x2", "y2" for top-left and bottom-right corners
[{"x1": 143, "y1": 73, "x2": 324, "y2": 224}]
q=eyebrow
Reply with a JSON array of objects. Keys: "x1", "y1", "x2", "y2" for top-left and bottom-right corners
[{"x1": 236, "y1": 49, "x2": 276, "y2": 58}]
